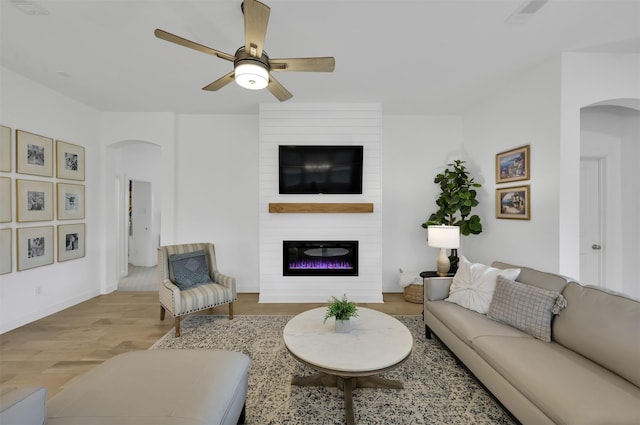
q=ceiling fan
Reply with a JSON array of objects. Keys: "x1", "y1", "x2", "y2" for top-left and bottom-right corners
[{"x1": 154, "y1": 0, "x2": 335, "y2": 102}]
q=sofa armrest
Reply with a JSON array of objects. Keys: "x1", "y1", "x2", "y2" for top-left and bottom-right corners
[
  {"x1": 424, "y1": 277, "x2": 453, "y2": 301},
  {"x1": 0, "y1": 386, "x2": 47, "y2": 425}
]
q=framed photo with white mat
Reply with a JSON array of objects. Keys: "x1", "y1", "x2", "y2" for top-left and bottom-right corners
[
  {"x1": 56, "y1": 140, "x2": 85, "y2": 181},
  {"x1": 58, "y1": 223, "x2": 85, "y2": 262},
  {"x1": 0, "y1": 228, "x2": 11, "y2": 274},
  {"x1": 17, "y1": 226, "x2": 54, "y2": 271},
  {"x1": 0, "y1": 177, "x2": 11, "y2": 223},
  {"x1": 16, "y1": 130, "x2": 53, "y2": 177},
  {"x1": 0, "y1": 125, "x2": 10, "y2": 172},
  {"x1": 57, "y1": 183, "x2": 85, "y2": 220},
  {"x1": 16, "y1": 179, "x2": 54, "y2": 222}
]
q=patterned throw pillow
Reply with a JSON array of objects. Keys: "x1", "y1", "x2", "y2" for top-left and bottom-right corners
[
  {"x1": 488, "y1": 275, "x2": 567, "y2": 342},
  {"x1": 445, "y1": 256, "x2": 521, "y2": 314},
  {"x1": 169, "y1": 250, "x2": 212, "y2": 289}
]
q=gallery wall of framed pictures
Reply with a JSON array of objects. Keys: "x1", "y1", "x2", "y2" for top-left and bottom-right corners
[
  {"x1": 0, "y1": 125, "x2": 86, "y2": 274},
  {"x1": 495, "y1": 145, "x2": 531, "y2": 220}
]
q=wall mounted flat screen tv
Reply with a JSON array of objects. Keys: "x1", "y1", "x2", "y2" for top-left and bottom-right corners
[{"x1": 279, "y1": 145, "x2": 364, "y2": 194}]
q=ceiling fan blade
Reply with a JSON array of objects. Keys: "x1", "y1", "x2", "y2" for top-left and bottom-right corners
[
  {"x1": 267, "y1": 74, "x2": 293, "y2": 102},
  {"x1": 270, "y1": 57, "x2": 336, "y2": 72},
  {"x1": 243, "y1": 0, "x2": 270, "y2": 58},
  {"x1": 154, "y1": 29, "x2": 236, "y2": 62},
  {"x1": 202, "y1": 71, "x2": 236, "y2": 91}
]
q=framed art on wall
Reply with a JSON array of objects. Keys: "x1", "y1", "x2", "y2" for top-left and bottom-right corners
[
  {"x1": 16, "y1": 130, "x2": 53, "y2": 177},
  {"x1": 57, "y1": 183, "x2": 85, "y2": 220},
  {"x1": 0, "y1": 125, "x2": 10, "y2": 172},
  {"x1": 496, "y1": 145, "x2": 530, "y2": 184},
  {"x1": 16, "y1": 179, "x2": 54, "y2": 222},
  {"x1": 0, "y1": 228, "x2": 11, "y2": 274},
  {"x1": 58, "y1": 223, "x2": 85, "y2": 262},
  {"x1": 56, "y1": 140, "x2": 85, "y2": 181},
  {"x1": 496, "y1": 185, "x2": 530, "y2": 220},
  {"x1": 0, "y1": 177, "x2": 11, "y2": 223},
  {"x1": 17, "y1": 226, "x2": 54, "y2": 271}
]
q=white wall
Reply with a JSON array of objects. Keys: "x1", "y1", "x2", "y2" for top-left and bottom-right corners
[
  {"x1": 461, "y1": 58, "x2": 562, "y2": 272},
  {"x1": 0, "y1": 67, "x2": 103, "y2": 333},
  {"x1": 381, "y1": 115, "x2": 463, "y2": 285},
  {"x1": 174, "y1": 114, "x2": 260, "y2": 293},
  {"x1": 461, "y1": 52, "x2": 639, "y2": 297},
  {"x1": 6, "y1": 52, "x2": 635, "y2": 332}
]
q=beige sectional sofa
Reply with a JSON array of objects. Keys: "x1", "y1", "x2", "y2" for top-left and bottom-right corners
[{"x1": 423, "y1": 260, "x2": 640, "y2": 424}]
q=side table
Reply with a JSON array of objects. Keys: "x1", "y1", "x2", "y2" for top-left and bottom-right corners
[{"x1": 419, "y1": 270, "x2": 455, "y2": 280}]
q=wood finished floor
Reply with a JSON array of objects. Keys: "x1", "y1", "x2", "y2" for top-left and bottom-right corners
[{"x1": 0, "y1": 291, "x2": 422, "y2": 399}]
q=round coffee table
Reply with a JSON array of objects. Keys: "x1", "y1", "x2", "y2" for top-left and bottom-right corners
[{"x1": 283, "y1": 307, "x2": 413, "y2": 424}]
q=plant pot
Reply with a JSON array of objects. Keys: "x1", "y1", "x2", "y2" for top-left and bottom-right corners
[{"x1": 335, "y1": 319, "x2": 350, "y2": 333}]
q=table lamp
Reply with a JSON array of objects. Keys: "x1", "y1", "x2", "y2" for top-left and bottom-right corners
[{"x1": 427, "y1": 225, "x2": 460, "y2": 276}]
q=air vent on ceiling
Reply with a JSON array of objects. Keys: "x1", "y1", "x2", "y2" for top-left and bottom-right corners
[
  {"x1": 10, "y1": 0, "x2": 50, "y2": 16},
  {"x1": 505, "y1": 0, "x2": 547, "y2": 24}
]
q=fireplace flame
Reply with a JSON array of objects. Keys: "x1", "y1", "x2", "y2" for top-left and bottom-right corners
[{"x1": 289, "y1": 259, "x2": 353, "y2": 270}]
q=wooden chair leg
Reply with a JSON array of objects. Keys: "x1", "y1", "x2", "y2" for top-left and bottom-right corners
[
  {"x1": 228, "y1": 302, "x2": 234, "y2": 320},
  {"x1": 160, "y1": 305, "x2": 166, "y2": 321},
  {"x1": 174, "y1": 317, "x2": 181, "y2": 337}
]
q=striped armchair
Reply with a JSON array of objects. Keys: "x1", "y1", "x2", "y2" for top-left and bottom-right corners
[{"x1": 158, "y1": 243, "x2": 236, "y2": 337}]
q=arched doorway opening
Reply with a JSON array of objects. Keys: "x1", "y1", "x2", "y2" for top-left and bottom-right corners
[
  {"x1": 580, "y1": 98, "x2": 639, "y2": 298},
  {"x1": 106, "y1": 140, "x2": 161, "y2": 290}
]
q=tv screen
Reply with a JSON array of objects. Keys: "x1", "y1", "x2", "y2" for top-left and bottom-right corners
[{"x1": 279, "y1": 145, "x2": 363, "y2": 194}]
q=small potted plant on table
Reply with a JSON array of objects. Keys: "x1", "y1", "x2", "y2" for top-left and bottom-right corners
[{"x1": 324, "y1": 294, "x2": 358, "y2": 333}]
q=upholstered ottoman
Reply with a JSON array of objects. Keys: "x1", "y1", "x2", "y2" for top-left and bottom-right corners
[{"x1": 47, "y1": 349, "x2": 250, "y2": 425}]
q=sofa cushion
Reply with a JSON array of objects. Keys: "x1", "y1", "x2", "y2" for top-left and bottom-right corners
[
  {"x1": 487, "y1": 276, "x2": 565, "y2": 342},
  {"x1": 169, "y1": 250, "x2": 212, "y2": 289},
  {"x1": 473, "y1": 335, "x2": 640, "y2": 425},
  {"x1": 445, "y1": 256, "x2": 520, "y2": 314},
  {"x1": 553, "y1": 282, "x2": 640, "y2": 388},
  {"x1": 47, "y1": 350, "x2": 251, "y2": 425},
  {"x1": 427, "y1": 300, "x2": 531, "y2": 345},
  {"x1": 491, "y1": 261, "x2": 570, "y2": 293},
  {"x1": 179, "y1": 283, "x2": 234, "y2": 314}
]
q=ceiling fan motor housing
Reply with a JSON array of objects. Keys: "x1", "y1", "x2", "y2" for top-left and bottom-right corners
[{"x1": 234, "y1": 47, "x2": 270, "y2": 89}]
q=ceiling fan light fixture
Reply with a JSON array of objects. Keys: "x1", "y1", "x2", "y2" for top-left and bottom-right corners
[{"x1": 235, "y1": 62, "x2": 269, "y2": 90}]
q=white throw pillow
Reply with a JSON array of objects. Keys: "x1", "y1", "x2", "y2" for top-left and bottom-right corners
[{"x1": 445, "y1": 256, "x2": 521, "y2": 314}]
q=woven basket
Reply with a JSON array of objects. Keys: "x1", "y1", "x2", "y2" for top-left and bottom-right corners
[{"x1": 403, "y1": 284, "x2": 423, "y2": 303}]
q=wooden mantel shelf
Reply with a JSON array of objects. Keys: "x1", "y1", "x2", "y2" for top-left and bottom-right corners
[{"x1": 268, "y1": 203, "x2": 374, "y2": 213}]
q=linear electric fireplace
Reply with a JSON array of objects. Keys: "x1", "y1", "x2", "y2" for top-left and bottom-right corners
[{"x1": 283, "y1": 240, "x2": 358, "y2": 276}]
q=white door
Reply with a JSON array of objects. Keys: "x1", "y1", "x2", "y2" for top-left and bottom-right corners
[
  {"x1": 130, "y1": 180, "x2": 153, "y2": 267},
  {"x1": 579, "y1": 158, "x2": 603, "y2": 286}
]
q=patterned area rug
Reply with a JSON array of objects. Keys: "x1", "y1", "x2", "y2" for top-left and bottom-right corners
[{"x1": 151, "y1": 314, "x2": 516, "y2": 425}]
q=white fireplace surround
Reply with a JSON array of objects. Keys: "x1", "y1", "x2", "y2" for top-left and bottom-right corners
[{"x1": 259, "y1": 104, "x2": 383, "y2": 303}]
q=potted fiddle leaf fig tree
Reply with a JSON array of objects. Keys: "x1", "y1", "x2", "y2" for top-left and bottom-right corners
[
  {"x1": 422, "y1": 159, "x2": 483, "y2": 271},
  {"x1": 324, "y1": 294, "x2": 358, "y2": 333}
]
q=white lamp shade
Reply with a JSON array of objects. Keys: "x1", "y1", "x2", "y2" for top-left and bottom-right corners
[
  {"x1": 235, "y1": 63, "x2": 269, "y2": 90},
  {"x1": 427, "y1": 225, "x2": 460, "y2": 249}
]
